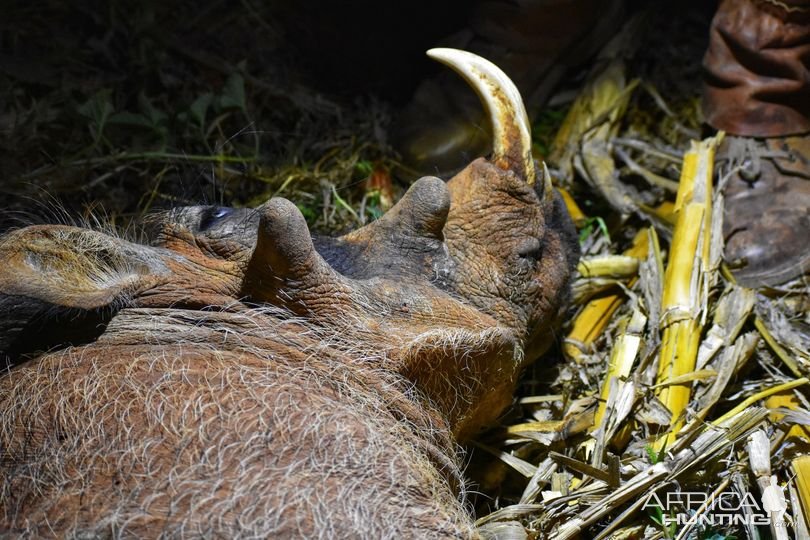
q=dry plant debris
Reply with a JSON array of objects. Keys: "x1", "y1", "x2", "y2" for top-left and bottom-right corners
[{"x1": 474, "y1": 10, "x2": 810, "y2": 539}]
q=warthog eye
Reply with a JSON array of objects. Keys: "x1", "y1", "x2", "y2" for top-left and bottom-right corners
[{"x1": 199, "y1": 207, "x2": 233, "y2": 231}]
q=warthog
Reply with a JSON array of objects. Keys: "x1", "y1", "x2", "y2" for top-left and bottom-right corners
[{"x1": 0, "y1": 49, "x2": 578, "y2": 538}]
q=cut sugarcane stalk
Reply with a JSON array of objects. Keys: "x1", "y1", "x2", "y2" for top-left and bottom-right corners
[
  {"x1": 577, "y1": 255, "x2": 639, "y2": 279},
  {"x1": 713, "y1": 377, "x2": 809, "y2": 426},
  {"x1": 587, "y1": 308, "x2": 646, "y2": 463},
  {"x1": 792, "y1": 455, "x2": 810, "y2": 536},
  {"x1": 558, "y1": 187, "x2": 587, "y2": 226},
  {"x1": 755, "y1": 316, "x2": 803, "y2": 378},
  {"x1": 748, "y1": 430, "x2": 789, "y2": 540},
  {"x1": 564, "y1": 228, "x2": 650, "y2": 362},
  {"x1": 653, "y1": 134, "x2": 722, "y2": 450},
  {"x1": 765, "y1": 390, "x2": 810, "y2": 441}
]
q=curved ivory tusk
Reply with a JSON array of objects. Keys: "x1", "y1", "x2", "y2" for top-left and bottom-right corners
[
  {"x1": 541, "y1": 162, "x2": 554, "y2": 203},
  {"x1": 427, "y1": 47, "x2": 535, "y2": 185}
]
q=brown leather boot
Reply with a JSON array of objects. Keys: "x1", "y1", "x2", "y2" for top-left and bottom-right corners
[
  {"x1": 703, "y1": 0, "x2": 810, "y2": 287},
  {"x1": 394, "y1": 0, "x2": 626, "y2": 175},
  {"x1": 717, "y1": 136, "x2": 810, "y2": 287}
]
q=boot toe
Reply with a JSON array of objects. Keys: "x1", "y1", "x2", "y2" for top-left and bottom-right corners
[
  {"x1": 724, "y1": 207, "x2": 810, "y2": 287},
  {"x1": 718, "y1": 135, "x2": 810, "y2": 287}
]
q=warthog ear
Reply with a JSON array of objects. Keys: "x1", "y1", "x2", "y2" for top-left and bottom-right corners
[{"x1": 0, "y1": 225, "x2": 162, "y2": 360}]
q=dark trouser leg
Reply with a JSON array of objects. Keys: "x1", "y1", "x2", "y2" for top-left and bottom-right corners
[
  {"x1": 703, "y1": 0, "x2": 810, "y2": 287},
  {"x1": 395, "y1": 0, "x2": 626, "y2": 175},
  {"x1": 703, "y1": 0, "x2": 810, "y2": 136}
]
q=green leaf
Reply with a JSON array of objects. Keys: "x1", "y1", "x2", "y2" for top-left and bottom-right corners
[
  {"x1": 296, "y1": 203, "x2": 317, "y2": 223},
  {"x1": 364, "y1": 190, "x2": 383, "y2": 221},
  {"x1": 108, "y1": 111, "x2": 154, "y2": 129},
  {"x1": 355, "y1": 160, "x2": 373, "y2": 176},
  {"x1": 219, "y1": 73, "x2": 246, "y2": 112},
  {"x1": 188, "y1": 93, "x2": 213, "y2": 127},
  {"x1": 698, "y1": 529, "x2": 737, "y2": 540},
  {"x1": 578, "y1": 216, "x2": 612, "y2": 245},
  {"x1": 137, "y1": 92, "x2": 167, "y2": 126},
  {"x1": 76, "y1": 89, "x2": 114, "y2": 141},
  {"x1": 594, "y1": 216, "x2": 611, "y2": 241},
  {"x1": 647, "y1": 504, "x2": 664, "y2": 526}
]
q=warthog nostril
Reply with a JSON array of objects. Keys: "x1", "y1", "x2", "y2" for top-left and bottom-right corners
[{"x1": 517, "y1": 237, "x2": 542, "y2": 259}]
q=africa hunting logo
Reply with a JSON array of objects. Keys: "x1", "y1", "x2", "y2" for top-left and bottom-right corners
[{"x1": 643, "y1": 478, "x2": 788, "y2": 527}]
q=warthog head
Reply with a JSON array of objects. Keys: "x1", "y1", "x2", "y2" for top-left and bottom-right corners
[{"x1": 0, "y1": 49, "x2": 578, "y2": 537}]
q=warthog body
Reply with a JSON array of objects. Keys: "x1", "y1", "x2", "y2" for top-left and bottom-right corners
[{"x1": 0, "y1": 50, "x2": 578, "y2": 538}]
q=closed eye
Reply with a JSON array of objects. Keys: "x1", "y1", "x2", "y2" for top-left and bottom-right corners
[{"x1": 199, "y1": 207, "x2": 233, "y2": 231}]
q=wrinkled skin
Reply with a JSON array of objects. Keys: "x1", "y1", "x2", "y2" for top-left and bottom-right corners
[{"x1": 0, "y1": 62, "x2": 578, "y2": 538}]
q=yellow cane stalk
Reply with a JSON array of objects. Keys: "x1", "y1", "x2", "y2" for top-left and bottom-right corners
[
  {"x1": 793, "y1": 455, "x2": 810, "y2": 529},
  {"x1": 564, "y1": 200, "x2": 673, "y2": 364},
  {"x1": 713, "y1": 378, "x2": 809, "y2": 426},
  {"x1": 563, "y1": 229, "x2": 650, "y2": 362},
  {"x1": 558, "y1": 187, "x2": 587, "y2": 227},
  {"x1": 765, "y1": 391, "x2": 810, "y2": 441},
  {"x1": 584, "y1": 308, "x2": 646, "y2": 460},
  {"x1": 654, "y1": 134, "x2": 722, "y2": 451}
]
